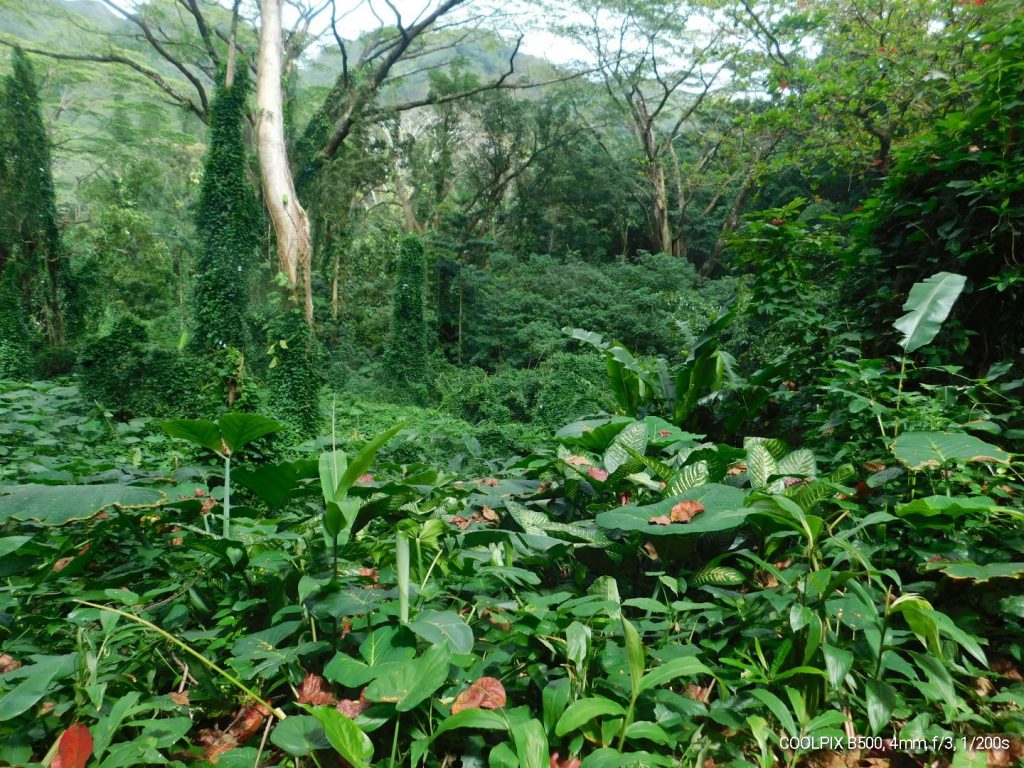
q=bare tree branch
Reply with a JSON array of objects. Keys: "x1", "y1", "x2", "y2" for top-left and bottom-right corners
[{"x1": 0, "y1": 36, "x2": 206, "y2": 120}]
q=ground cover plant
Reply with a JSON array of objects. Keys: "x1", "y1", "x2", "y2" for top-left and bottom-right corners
[{"x1": 1, "y1": 0, "x2": 1023, "y2": 765}]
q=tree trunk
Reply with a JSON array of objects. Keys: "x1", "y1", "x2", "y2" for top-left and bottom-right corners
[
  {"x1": 256, "y1": 0, "x2": 314, "y2": 324},
  {"x1": 649, "y1": 160, "x2": 674, "y2": 257}
]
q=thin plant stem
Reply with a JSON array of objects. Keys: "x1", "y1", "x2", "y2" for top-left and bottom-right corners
[{"x1": 75, "y1": 600, "x2": 285, "y2": 719}]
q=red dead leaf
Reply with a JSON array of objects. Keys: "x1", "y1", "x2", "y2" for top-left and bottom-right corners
[
  {"x1": 297, "y1": 673, "x2": 336, "y2": 706},
  {"x1": 550, "y1": 753, "x2": 582, "y2": 768},
  {"x1": 648, "y1": 514, "x2": 671, "y2": 526},
  {"x1": 587, "y1": 467, "x2": 609, "y2": 482},
  {"x1": 358, "y1": 567, "x2": 379, "y2": 583},
  {"x1": 450, "y1": 515, "x2": 471, "y2": 529},
  {"x1": 451, "y1": 677, "x2": 506, "y2": 714},
  {"x1": 670, "y1": 500, "x2": 705, "y2": 523},
  {"x1": 336, "y1": 691, "x2": 370, "y2": 718},
  {"x1": 226, "y1": 703, "x2": 269, "y2": 743},
  {"x1": 52, "y1": 724, "x2": 93, "y2": 768}
]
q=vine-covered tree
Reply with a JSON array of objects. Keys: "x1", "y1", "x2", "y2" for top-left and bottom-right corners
[
  {"x1": 385, "y1": 234, "x2": 430, "y2": 403},
  {"x1": 191, "y1": 71, "x2": 261, "y2": 353},
  {"x1": 0, "y1": 47, "x2": 66, "y2": 345}
]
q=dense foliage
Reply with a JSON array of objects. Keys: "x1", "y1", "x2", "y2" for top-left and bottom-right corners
[{"x1": 0, "y1": 0, "x2": 1022, "y2": 765}]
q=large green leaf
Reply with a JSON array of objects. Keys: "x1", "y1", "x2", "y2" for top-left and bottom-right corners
[
  {"x1": 408, "y1": 610, "x2": 474, "y2": 655},
  {"x1": 555, "y1": 697, "x2": 626, "y2": 736},
  {"x1": 604, "y1": 422, "x2": 647, "y2": 475},
  {"x1": 891, "y1": 432, "x2": 1011, "y2": 469},
  {"x1": 270, "y1": 715, "x2": 331, "y2": 756},
  {"x1": 308, "y1": 706, "x2": 373, "y2": 768},
  {"x1": 161, "y1": 419, "x2": 223, "y2": 453},
  {"x1": 596, "y1": 484, "x2": 748, "y2": 537},
  {"x1": 892, "y1": 272, "x2": 967, "y2": 353},
  {"x1": 0, "y1": 654, "x2": 76, "y2": 721},
  {"x1": 636, "y1": 655, "x2": 712, "y2": 694},
  {"x1": 513, "y1": 718, "x2": 549, "y2": 768},
  {"x1": 363, "y1": 643, "x2": 451, "y2": 712},
  {"x1": 336, "y1": 424, "x2": 405, "y2": 498},
  {"x1": 218, "y1": 413, "x2": 282, "y2": 453},
  {"x1": 746, "y1": 443, "x2": 776, "y2": 490},
  {"x1": 921, "y1": 561, "x2": 1024, "y2": 582},
  {"x1": 0, "y1": 484, "x2": 164, "y2": 525},
  {"x1": 665, "y1": 462, "x2": 709, "y2": 495}
]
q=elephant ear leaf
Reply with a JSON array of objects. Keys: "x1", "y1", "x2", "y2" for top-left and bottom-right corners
[
  {"x1": 218, "y1": 413, "x2": 283, "y2": 454},
  {"x1": 162, "y1": 419, "x2": 223, "y2": 454},
  {"x1": 336, "y1": 424, "x2": 406, "y2": 498},
  {"x1": 892, "y1": 272, "x2": 966, "y2": 353}
]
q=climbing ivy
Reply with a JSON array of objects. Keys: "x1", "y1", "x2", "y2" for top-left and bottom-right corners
[
  {"x1": 264, "y1": 307, "x2": 325, "y2": 438},
  {"x1": 385, "y1": 234, "x2": 430, "y2": 403},
  {"x1": 190, "y1": 74, "x2": 261, "y2": 353},
  {"x1": 0, "y1": 47, "x2": 66, "y2": 347}
]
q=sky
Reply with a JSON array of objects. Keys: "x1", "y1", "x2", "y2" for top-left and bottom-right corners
[{"x1": 88, "y1": 0, "x2": 588, "y2": 64}]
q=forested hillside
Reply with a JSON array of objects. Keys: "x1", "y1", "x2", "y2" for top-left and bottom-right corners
[{"x1": 0, "y1": 0, "x2": 1022, "y2": 765}]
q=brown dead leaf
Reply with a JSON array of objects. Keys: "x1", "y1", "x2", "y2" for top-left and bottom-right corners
[
  {"x1": 452, "y1": 677, "x2": 506, "y2": 714},
  {"x1": 480, "y1": 478, "x2": 500, "y2": 487},
  {"x1": 226, "y1": 703, "x2": 269, "y2": 743},
  {"x1": 197, "y1": 729, "x2": 238, "y2": 763},
  {"x1": 450, "y1": 515, "x2": 471, "y2": 529},
  {"x1": 0, "y1": 654, "x2": 21, "y2": 674},
  {"x1": 358, "y1": 567, "x2": 380, "y2": 583},
  {"x1": 648, "y1": 514, "x2": 671, "y2": 526},
  {"x1": 862, "y1": 461, "x2": 887, "y2": 473},
  {"x1": 670, "y1": 500, "x2": 705, "y2": 523},
  {"x1": 480, "y1": 506, "x2": 500, "y2": 522},
  {"x1": 52, "y1": 556, "x2": 74, "y2": 573},
  {"x1": 169, "y1": 691, "x2": 190, "y2": 707},
  {"x1": 297, "y1": 673, "x2": 336, "y2": 706},
  {"x1": 684, "y1": 683, "x2": 713, "y2": 703},
  {"x1": 974, "y1": 677, "x2": 997, "y2": 696},
  {"x1": 991, "y1": 657, "x2": 1023, "y2": 682},
  {"x1": 336, "y1": 691, "x2": 370, "y2": 718},
  {"x1": 565, "y1": 455, "x2": 591, "y2": 466},
  {"x1": 727, "y1": 464, "x2": 746, "y2": 475},
  {"x1": 642, "y1": 541, "x2": 659, "y2": 560}
]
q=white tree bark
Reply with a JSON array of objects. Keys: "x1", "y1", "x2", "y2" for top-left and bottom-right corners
[{"x1": 257, "y1": 0, "x2": 314, "y2": 324}]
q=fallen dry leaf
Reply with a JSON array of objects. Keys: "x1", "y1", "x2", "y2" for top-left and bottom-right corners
[
  {"x1": 297, "y1": 672, "x2": 336, "y2": 706},
  {"x1": 336, "y1": 691, "x2": 370, "y2": 718},
  {"x1": 51, "y1": 724, "x2": 93, "y2": 768},
  {"x1": 480, "y1": 506, "x2": 500, "y2": 522},
  {"x1": 0, "y1": 654, "x2": 21, "y2": 674},
  {"x1": 648, "y1": 514, "x2": 671, "y2": 526},
  {"x1": 450, "y1": 515, "x2": 471, "y2": 529},
  {"x1": 991, "y1": 658, "x2": 1023, "y2": 682},
  {"x1": 670, "y1": 500, "x2": 705, "y2": 522},
  {"x1": 550, "y1": 753, "x2": 582, "y2": 768},
  {"x1": 452, "y1": 677, "x2": 506, "y2": 714},
  {"x1": 170, "y1": 691, "x2": 190, "y2": 707}
]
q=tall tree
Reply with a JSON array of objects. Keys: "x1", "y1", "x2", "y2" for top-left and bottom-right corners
[
  {"x1": 257, "y1": 0, "x2": 314, "y2": 323},
  {"x1": 1, "y1": 47, "x2": 65, "y2": 345}
]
